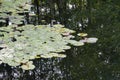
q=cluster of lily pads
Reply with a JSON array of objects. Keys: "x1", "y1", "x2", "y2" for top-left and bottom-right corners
[
  {"x1": 0, "y1": 0, "x2": 32, "y2": 25},
  {"x1": 0, "y1": 24, "x2": 86, "y2": 70}
]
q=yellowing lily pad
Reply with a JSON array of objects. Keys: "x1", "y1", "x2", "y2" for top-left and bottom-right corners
[
  {"x1": 77, "y1": 33, "x2": 88, "y2": 37},
  {"x1": 21, "y1": 61, "x2": 35, "y2": 70}
]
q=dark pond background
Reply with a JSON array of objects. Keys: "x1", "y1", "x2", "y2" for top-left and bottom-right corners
[{"x1": 0, "y1": 0, "x2": 120, "y2": 80}]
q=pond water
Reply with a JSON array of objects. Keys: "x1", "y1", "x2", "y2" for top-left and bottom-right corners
[{"x1": 0, "y1": 1, "x2": 120, "y2": 80}]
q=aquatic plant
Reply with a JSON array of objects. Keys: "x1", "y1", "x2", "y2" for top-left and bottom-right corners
[
  {"x1": 0, "y1": 24, "x2": 85, "y2": 70},
  {"x1": 0, "y1": 0, "x2": 32, "y2": 25}
]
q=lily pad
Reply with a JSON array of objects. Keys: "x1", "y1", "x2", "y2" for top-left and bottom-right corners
[
  {"x1": 86, "y1": 37, "x2": 98, "y2": 43},
  {"x1": 77, "y1": 33, "x2": 88, "y2": 37},
  {"x1": 79, "y1": 37, "x2": 98, "y2": 43},
  {"x1": 21, "y1": 61, "x2": 35, "y2": 70},
  {"x1": 67, "y1": 40, "x2": 84, "y2": 46}
]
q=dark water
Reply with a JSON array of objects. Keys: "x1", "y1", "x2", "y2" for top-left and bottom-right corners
[{"x1": 1, "y1": 0, "x2": 120, "y2": 80}]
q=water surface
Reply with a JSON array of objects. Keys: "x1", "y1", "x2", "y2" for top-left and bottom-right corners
[{"x1": 0, "y1": 0, "x2": 120, "y2": 80}]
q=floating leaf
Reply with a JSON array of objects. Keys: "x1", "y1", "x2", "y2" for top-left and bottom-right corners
[
  {"x1": 79, "y1": 37, "x2": 98, "y2": 43},
  {"x1": 77, "y1": 33, "x2": 88, "y2": 37},
  {"x1": 67, "y1": 40, "x2": 84, "y2": 46},
  {"x1": 86, "y1": 37, "x2": 98, "y2": 43},
  {"x1": 57, "y1": 54, "x2": 66, "y2": 58},
  {"x1": 41, "y1": 54, "x2": 53, "y2": 58},
  {"x1": 21, "y1": 61, "x2": 35, "y2": 70}
]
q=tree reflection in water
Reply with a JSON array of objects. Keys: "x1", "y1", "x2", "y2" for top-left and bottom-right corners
[{"x1": 0, "y1": 58, "x2": 71, "y2": 80}]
